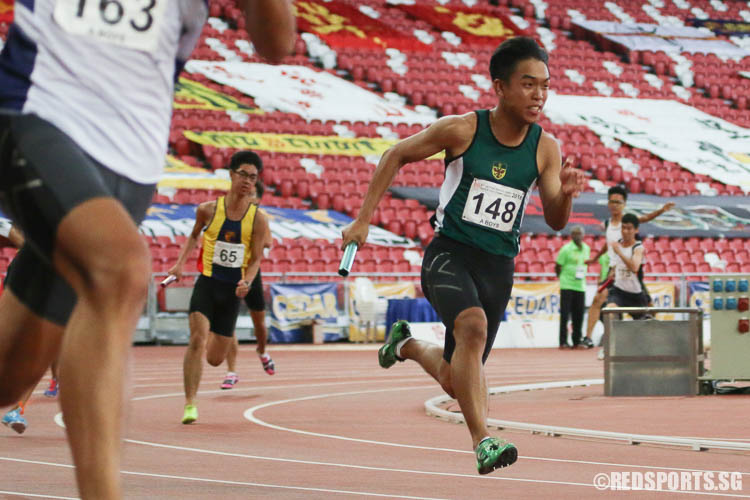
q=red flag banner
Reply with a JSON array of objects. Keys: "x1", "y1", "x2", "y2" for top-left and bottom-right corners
[
  {"x1": 0, "y1": 0, "x2": 13, "y2": 23},
  {"x1": 294, "y1": 0, "x2": 428, "y2": 51},
  {"x1": 396, "y1": 4, "x2": 530, "y2": 46}
]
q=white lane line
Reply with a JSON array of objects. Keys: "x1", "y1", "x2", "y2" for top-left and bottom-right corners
[
  {"x1": 53, "y1": 379, "x2": 750, "y2": 490},
  {"x1": 0, "y1": 457, "x2": 447, "y2": 500},
  {"x1": 129, "y1": 378, "x2": 438, "y2": 401},
  {"x1": 107, "y1": 441, "x2": 612, "y2": 490},
  {"x1": 63, "y1": 443, "x2": 749, "y2": 497},
  {"x1": 244, "y1": 386, "x2": 468, "y2": 454},
  {"x1": 51, "y1": 395, "x2": 750, "y2": 480},
  {"x1": 0, "y1": 491, "x2": 76, "y2": 500},
  {"x1": 243, "y1": 386, "x2": 750, "y2": 477}
]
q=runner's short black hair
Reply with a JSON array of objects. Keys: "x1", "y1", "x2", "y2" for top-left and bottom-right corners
[
  {"x1": 229, "y1": 151, "x2": 263, "y2": 172},
  {"x1": 608, "y1": 184, "x2": 628, "y2": 201},
  {"x1": 622, "y1": 213, "x2": 640, "y2": 228},
  {"x1": 255, "y1": 180, "x2": 264, "y2": 198},
  {"x1": 489, "y1": 36, "x2": 548, "y2": 82}
]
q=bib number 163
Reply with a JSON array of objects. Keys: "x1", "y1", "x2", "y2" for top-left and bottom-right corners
[{"x1": 54, "y1": 0, "x2": 167, "y2": 52}]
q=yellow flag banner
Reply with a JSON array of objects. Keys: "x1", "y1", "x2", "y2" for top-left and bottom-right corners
[
  {"x1": 396, "y1": 4, "x2": 529, "y2": 45},
  {"x1": 185, "y1": 130, "x2": 397, "y2": 157},
  {"x1": 164, "y1": 155, "x2": 207, "y2": 174},
  {"x1": 0, "y1": 0, "x2": 12, "y2": 23},
  {"x1": 294, "y1": 0, "x2": 428, "y2": 51},
  {"x1": 173, "y1": 77, "x2": 262, "y2": 114},
  {"x1": 158, "y1": 155, "x2": 231, "y2": 191}
]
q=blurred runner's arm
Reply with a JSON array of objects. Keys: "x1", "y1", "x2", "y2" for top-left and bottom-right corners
[
  {"x1": 639, "y1": 202, "x2": 675, "y2": 224},
  {"x1": 168, "y1": 201, "x2": 214, "y2": 281},
  {"x1": 242, "y1": 0, "x2": 296, "y2": 63},
  {"x1": 7, "y1": 225, "x2": 24, "y2": 249}
]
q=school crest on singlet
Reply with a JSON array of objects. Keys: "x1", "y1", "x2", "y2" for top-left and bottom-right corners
[{"x1": 491, "y1": 162, "x2": 507, "y2": 180}]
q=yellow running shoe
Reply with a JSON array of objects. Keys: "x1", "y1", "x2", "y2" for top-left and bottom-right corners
[{"x1": 182, "y1": 404, "x2": 198, "y2": 424}]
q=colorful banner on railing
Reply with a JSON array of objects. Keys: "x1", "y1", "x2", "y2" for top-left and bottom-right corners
[
  {"x1": 140, "y1": 204, "x2": 417, "y2": 247},
  {"x1": 0, "y1": 0, "x2": 13, "y2": 23},
  {"x1": 184, "y1": 131, "x2": 399, "y2": 157},
  {"x1": 689, "y1": 19, "x2": 750, "y2": 37},
  {"x1": 505, "y1": 282, "x2": 560, "y2": 321},
  {"x1": 173, "y1": 77, "x2": 261, "y2": 113},
  {"x1": 294, "y1": 0, "x2": 427, "y2": 51},
  {"x1": 543, "y1": 94, "x2": 750, "y2": 191},
  {"x1": 646, "y1": 282, "x2": 677, "y2": 320},
  {"x1": 573, "y1": 20, "x2": 749, "y2": 58},
  {"x1": 395, "y1": 4, "x2": 529, "y2": 45},
  {"x1": 409, "y1": 281, "x2": 676, "y2": 348},
  {"x1": 269, "y1": 282, "x2": 341, "y2": 342},
  {"x1": 688, "y1": 281, "x2": 711, "y2": 319},
  {"x1": 185, "y1": 61, "x2": 434, "y2": 126}
]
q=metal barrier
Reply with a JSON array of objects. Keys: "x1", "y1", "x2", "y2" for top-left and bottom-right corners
[{"x1": 601, "y1": 307, "x2": 704, "y2": 396}]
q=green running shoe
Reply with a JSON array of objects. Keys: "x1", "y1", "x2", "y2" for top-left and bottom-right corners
[
  {"x1": 475, "y1": 437, "x2": 518, "y2": 474},
  {"x1": 182, "y1": 404, "x2": 198, "y2": 424},
  {"x1": 378, "y1": 320, "x2": 411, "y2": 368}
]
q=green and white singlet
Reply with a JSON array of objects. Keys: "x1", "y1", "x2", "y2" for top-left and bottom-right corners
[{"x1": 434, "y1": 109, "x2": 541, "y2": 257}]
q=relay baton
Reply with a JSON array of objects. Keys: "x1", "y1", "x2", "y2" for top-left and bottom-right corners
[
  {"x1": 597, "y1": 277, "x2": 613, "y2": 294},
  {"x1": 160, "y1": 275, "x2": 177, "y2": 288},
  {"x1": 338, "y1": 242, "x2": 358, "y2": 277}
]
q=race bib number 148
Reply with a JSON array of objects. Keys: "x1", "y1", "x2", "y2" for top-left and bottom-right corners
[
  {"x1": 54, "y1": 0, "x2": 168, "y2": 52},
  {"x1": 461, "y1": 178, "x2": 525, "y2": 233}
]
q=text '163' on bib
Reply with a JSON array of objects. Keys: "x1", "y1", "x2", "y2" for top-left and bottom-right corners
[{"x1": 54, "y1": 0, "x2": 168, "y2": 52}]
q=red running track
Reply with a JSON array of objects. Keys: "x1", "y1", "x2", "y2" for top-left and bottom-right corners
[{"x1": 1, "y1": 346, "x2": 749, "y2": 499}]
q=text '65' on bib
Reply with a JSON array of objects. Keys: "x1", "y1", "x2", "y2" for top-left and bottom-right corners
[
  {"x1": 54, "y1": 0, "x2": 168, "y2": 52},
  {"x1": 212, "y1": 240, "x2": 245, "y2": 269},
  {"x1": 461, "y1": 178, "x2": 524, "y2": 233}
]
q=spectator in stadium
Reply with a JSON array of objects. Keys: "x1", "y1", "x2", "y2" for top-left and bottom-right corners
[
  {"x1": 555, "y1": 225, "x2": 590, "y2": 349},
  {"x1": 581, "y1": 185, "x2": 674, "y2": 348},
  {"x1": 0, "y1": 2, "x2": 294, "y2": 498},
  {"x1": 222, "y1": 179, "x2": 275, "y2": 390},
  {"x1": 168, "y1": 151, "x2": 270, "y2": 424},
  {"x1": 341, "y1": 36, "x2": 586, "y2": 475}
]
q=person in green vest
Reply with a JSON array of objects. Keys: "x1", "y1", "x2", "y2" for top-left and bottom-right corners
[
  {"x1": 555, "y1": 225, "x2": 590, "y2": 348},
  {"x1": 341, "y1": 36, "x2": 585, "y2": 475}
]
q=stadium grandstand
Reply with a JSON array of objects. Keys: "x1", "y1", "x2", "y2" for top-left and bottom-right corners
[{"x1": 0, "y1": 0, "x2": 748, "y2": 344}]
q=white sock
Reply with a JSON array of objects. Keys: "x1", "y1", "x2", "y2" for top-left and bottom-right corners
[
  {"x1": 395, "y1": 337, "x2": 413, "y2": 359},
  {"x1": 259, "y1": 353, "x2": 270, "y2": 361},
  {"x1": 476, "y1": 436, "x2": 493, "y2": 450},
  {"x1": 226, "y1": 371, "x2": 237, "y2": 378}
]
